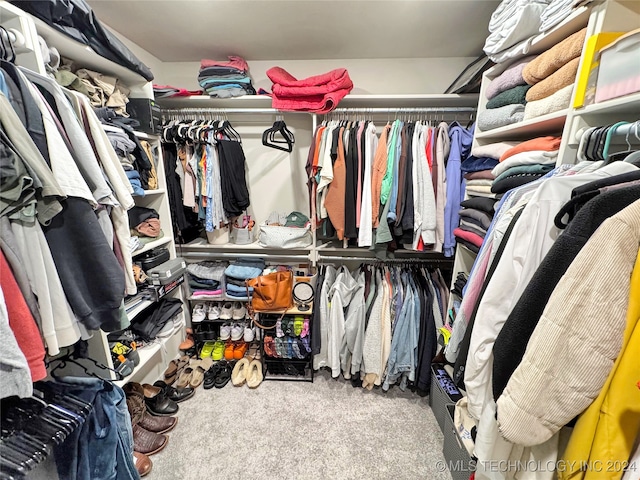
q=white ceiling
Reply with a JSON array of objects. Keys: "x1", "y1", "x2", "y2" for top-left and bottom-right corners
[{"x1": 87, "y1": 0, "x2": 499, "y2": 62}]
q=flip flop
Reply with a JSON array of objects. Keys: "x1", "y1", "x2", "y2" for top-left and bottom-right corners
[
  {"x1": 175, "y1": 367, "x2": 193, "y2": 389},
  {"x1": 189, "y1": 358, "x2": 213, "y2": 388},
  {"x1": 293, "y1": 316, "x2": 304, "y2": 336}
]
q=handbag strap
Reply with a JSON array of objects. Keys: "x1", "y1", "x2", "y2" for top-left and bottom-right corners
[{"x1": 245, "y1": 280, "x2": 289, "y2": 329}]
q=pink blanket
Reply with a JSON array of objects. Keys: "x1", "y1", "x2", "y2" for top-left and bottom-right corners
[
  {"x1": 267, "y1": 67, "x2": 353, "y2": 113},
  {"x1": 200, "y1": 56, "x2": 249, "y2": 73}
]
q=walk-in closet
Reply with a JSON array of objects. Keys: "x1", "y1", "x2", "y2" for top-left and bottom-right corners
[{"x1": 1, "y1": 1, "x2": 639, "y2": 479}]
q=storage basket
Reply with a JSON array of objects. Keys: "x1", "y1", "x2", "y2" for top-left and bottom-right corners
[
  {"x1": 443, "y1": 404, "x2": 475, "y2": 480},
  {"x1": 429, "y1": 364, "x2": 463, "y2": 433}
]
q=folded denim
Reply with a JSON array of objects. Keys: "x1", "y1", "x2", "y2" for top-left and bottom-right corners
[
  {"x1": 188, "y1": 274, "x2": 219, "y2": 287},
  {"x1": 189, "y1": 280, "x2": 220, "y2": 290},
  {"x1": 225, "y1": 291, "x2": 250, "y2": 301},
  {"x1": 224, "y1": 263, "x2": 264, "y2": 280}
]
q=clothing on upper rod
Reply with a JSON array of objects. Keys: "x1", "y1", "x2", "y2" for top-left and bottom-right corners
[{"x1": 307, "y1": 114, "x2": 475, "y2": 257}]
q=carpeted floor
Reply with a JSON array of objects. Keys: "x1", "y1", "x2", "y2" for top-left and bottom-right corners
[{"x1": 147, "y1": 369, "x2": 450, "y2": 480}]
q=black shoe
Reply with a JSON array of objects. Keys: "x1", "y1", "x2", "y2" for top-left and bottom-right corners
[
  {"x1": 203, "y1": 363, "x2": 223, "y2": 390},
  {"x1": 143, "y1": 385, "x2": 179, "y2": 416},
  {"x1": 153, "y1": 380, "x2": 195, "y2": 403},
  {"x1": 214, "y1": 361, "x2": 233, "y2": 389}
]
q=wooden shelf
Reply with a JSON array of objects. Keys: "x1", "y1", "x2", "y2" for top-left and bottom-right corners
[
  {"x1": 475, "y1": 109, "x2": 568, "y2": 140},
  {"x1": 573, "y1": 92, "x2": 640, "y2": 118},
  {"x1": 31, "y1": 16, "x2": 149, "y2": 86},
  {"x1": 156, "y1": 93, "x2": 479, "y2": 110},
  {"x1": 178, "y1": 237, "x2": 312, "y2": 254},
  {"x1": 132, "y1": 236, "x2": 172, "y2": 257}
]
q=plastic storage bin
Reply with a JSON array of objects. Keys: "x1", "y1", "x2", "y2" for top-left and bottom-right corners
[
  {"x1": 443, "y1": 404, "x2": 475, "y2": 480},
  {"x1": 595, "y1": 29, "x2": 640, "y2": 103},
  {"x1": 429, "y1": 364, "x2": 464, "y2": 433}
]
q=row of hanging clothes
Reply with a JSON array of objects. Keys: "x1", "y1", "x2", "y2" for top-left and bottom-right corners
[
  {"x1": 160, "y1": 113, "x2": 252, "y2": 242},
  {"x1": 306, "y1": 108, "x2": 476, "y2": 257},
  {"x1": 0, "y1": 55, "x2": 144, "y2": 380},
  {"x1": 311, "y1": 261, "x2": 450, "y2": 394},
  {"x1": 440, "y1": 119, "x2": 640, "y2": 480}
]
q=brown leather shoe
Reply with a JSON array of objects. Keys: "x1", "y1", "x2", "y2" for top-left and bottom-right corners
[
  {"x1": 138, "y1": 411, "x2": 177, "y2": 434},
  {"x1": 132, "y1": 424, "x2": 168, "y2": 456},
  {"x1": 133, "y1": 451, "x2": 153, "y2": 477},
  {"x1": 124, "y1": 383, "x2": 146, "y2": 425}
]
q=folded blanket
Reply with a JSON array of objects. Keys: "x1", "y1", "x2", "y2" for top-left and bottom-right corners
[
  {"x1": 459, "y1": 208, "x2": 493, "y2": 230},
  {"x1": 486, "y1": 56, "x2": 535, "y2": 100},
  {"x1": 524, "y1": 84, "x2": 573, "y2": 119},
  {"x1": 486, "y1": 85, "x2": 531, "y2": 109},
  {"x1": 267, "y1": 67, "x2": 353, "y2": 98},
  {"x1": 453, "y1": 227, "x2": 485, "y2": 248},
  {"x1": 459, "y1": 223, "x2": 487, "y2": 239},
  {"x1": 461, "y1": 156, "x2": 500, "y2": 173},
  {"x1": 271, "y1": 90, "x2": 352, "y2": 114},
  {"x1": 526, "y1": 57, "x2": 580, "y2": 101},
  {"x1": 471, "y1": 142, "x2": 519, "y2": 160},
  {"x1": 491, "y1": 167, "x2": 551, "y2": 193},
  {"x1": 523, "y1": 28, "x2": 586, "y2": 84},
  {"x1": 466, "y1": 179, "x2": 494, "y2": 188},
  {"x1": 493, "y1": 163, "x2": 555, "y2": 185},
  {"x1": 478, "y1": 104, "x2": 525, "y2": 131},
  {"x1": 461, "y1": 197, "x2": 498, "y2": 215},
  {"x1": 464, "y1": 170, "x2": 496, "y2": 181},
  {"x1": 492, "y1": 150, "x2": 558, "y2": 177},
  {"x1": 500, "y1": 136, "x2": 562, "y2": 162},
  {"x1": 484, "y1": 0, "x2": 550, "y2": 56}
]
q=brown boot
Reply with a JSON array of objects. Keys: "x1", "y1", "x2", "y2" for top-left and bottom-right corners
[{"x1": 133, "y1": 451, "x2": 153, "y2": 477}]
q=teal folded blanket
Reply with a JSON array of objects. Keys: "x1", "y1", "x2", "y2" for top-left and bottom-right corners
[{"x1": 486, "y1": 85, "x2": 531, "y2": 109}]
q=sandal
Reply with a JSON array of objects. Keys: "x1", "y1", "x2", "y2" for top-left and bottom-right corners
[
  {"x1": 214, "y1": 362, "x2": 233, "y2": 388},
  {"x1": 300, "y1": 317, "x2": 310, "y2": 338},
  {"x1": 263, "y1": 336, "x2": 276, "y2": 357},
  {"x1": 189, "y1": 358, "x2": 213, "y2": 388},
  {"x1": 211, "y1": 340, "x2": 225, "y2": 361},
  {"x1": 203, "y1": 363, "x2": 222, "y2": 390},
  {"x1": 231, "y1": 358, "x2": 250, "y2": 386},
  {"x1": 293, "y1": 316, "x2": 304, "y2": 336},
  {"x1": 199, "y1": 341, "x2": 215, "y2": 359},
  {"x1": 164, "y1": 355, "x2": 190, "y2": 384},
  {"x1": 246, "y1": 360, "x2": 264, "y2": 389},
  {"x1": 175, "y1": 366, "x2": 193, "y2": 389},
  {"x1": 233, "y1": 341, "x2": 248, "y2": 360}
]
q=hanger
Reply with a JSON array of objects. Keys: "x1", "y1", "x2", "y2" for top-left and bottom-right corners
[
  {"x1": 602, "y1": 121, "x2": 630, "y2": 160},
  {"x1": 49, "y1": 354, "x2": 123, "y2": 381},
  {"x1": 262, "y1": 117, "x2": 295, "y2": 152}
]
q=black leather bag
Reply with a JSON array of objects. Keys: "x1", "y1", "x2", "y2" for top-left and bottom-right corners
[{"x1": 130, "y1": 298, "x2": 182, "y2": 341}]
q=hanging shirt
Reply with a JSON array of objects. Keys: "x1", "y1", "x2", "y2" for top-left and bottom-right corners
[{"x1": 357, "y1": 122, "x2": 377, "y2": 247}]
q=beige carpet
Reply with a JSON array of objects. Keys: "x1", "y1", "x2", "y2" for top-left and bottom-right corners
[{"x1": 147, "y1": 369, "x2": 451, "y2": 480}]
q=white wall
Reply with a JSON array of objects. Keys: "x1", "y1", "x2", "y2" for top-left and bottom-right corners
[{"x1": 153, "y1": 57, "x2": 476, "y2": 95}]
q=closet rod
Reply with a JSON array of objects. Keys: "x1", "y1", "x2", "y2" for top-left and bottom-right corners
[
  {"x1": 160, "y1": 108, "x2": 308, "y2": 116},
  {"x1": 328, "y1": 107, "x2": 476, "y2": 114},
  {"x1": 317, "y1": 255, "x2": 453, "y2": 264}
]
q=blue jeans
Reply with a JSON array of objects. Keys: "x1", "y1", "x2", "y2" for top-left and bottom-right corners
[{"x1": 52, "y1": 377, "x2": 138, "y2": 480}]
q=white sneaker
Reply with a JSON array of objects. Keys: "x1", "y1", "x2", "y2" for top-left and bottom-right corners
[
  {"x1": 192, "y1": 304, "x2": 206, "y2": 323},
  {"x1": 232, "y1": 302, "x2": 247, "y2": 320},
  {"x1": 208, "y1": 302, "x2": 221, "y2": 320},
  {"x1": 220, "y1": 323, "x2": 231, "y2": 340},
  {"x1": 244, "y1": 326, "x2": 255, "y2": 342},
  {"x1": 220, "y1": 302, "x2": 233, "y2": 320},
  {"x1": 230, "y1": 323, "x2": 244, "y2": 341}
]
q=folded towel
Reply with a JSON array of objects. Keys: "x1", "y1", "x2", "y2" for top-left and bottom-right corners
[
  {"x1": 478, "y1": 104, "x2": 525, "y2": 131},
  {"x1": 500, "y1": 136, "x2": 562, "y2": 162},
  {"x1": 526, "y1": 57, "x2": 580, "y2": 101},
  {"x1": 460, "y1": 197, "x2": 498, "y2": 215},
  {"x1": 492, "y1": 150, "x2": 558, "y2": 177},
  {"x1": 523, "y1": 28, "x2": 586, "y2": 84},
  {"x1": 486, "y1": 84, "x2": 532, "y2": 109},
  {"x1": 453, "y1": 227, "x2": 485, "y2": 248},
  {"x1": 523, "y1": 84, "x2": 573, "y2": 119},
  {"x1": 471, "y1": 142, "x2": 519, "y2": 160},
  {"x1": 466, "y1": 179, "x2": 494, "y2": 188},
  {"x1": 464, "y1": 170, "x2": 496, "y2": 181},
  {"x1": 486, "y1": 56, "x2": 536, "y2": 100}
]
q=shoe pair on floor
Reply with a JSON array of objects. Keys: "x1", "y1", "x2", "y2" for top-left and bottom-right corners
[
  {"x1": 192, "y1": 301, "x2": 247, "y2": 322},
  {"x1": 203, "y1": 360, "x2": 234, "y2": 389},
  {"x1": 200, "y1": 340, "x2": 247, "y2": 360},
  {"x1": 231, "y1": 357, "x2": 263, "y2": 388}
]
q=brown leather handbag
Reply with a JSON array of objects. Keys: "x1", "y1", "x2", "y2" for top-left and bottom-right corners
[{"x1": 245, "y1": 270, "x2": 293, "y2": 313}]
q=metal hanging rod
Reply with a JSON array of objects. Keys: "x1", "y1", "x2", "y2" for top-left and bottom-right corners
[
  {"x1": 327, "y1": 107, "x2": 476, "y2": 114},
  {"x1": 317, "y1": 255, "x2": 453, "y2": 264},
  {"x1": 160, "y1": 108, "x2": 307, "y2": 117}
]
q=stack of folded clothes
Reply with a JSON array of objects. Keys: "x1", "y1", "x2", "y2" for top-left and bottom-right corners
[
  {"x1": 266, "y1": 67, "x2": 353, "y2": 114},
  {"x1": 224, "y1": 258, "x2": 266, "y2": 301},
  {"x1": 198, "y1": 56, "x2": 256, "y2": 98},
  {"x1": 128, "y1": 206, "x2": 163, "y2": 250},
  {"x1": 461, "y1": 155, "x2": 500, "y2": 199},
  {"x1": 522, "y1": 28, "x2": 586, "y2": 120},
  {"x1": 478, "y1": 56, "x2": 538, "y2": 132},
  {"x1": 490, "y1": 136, "x2": 561, "y2": 194},
  {"x1": 454, "y1": 197, "x2": 498, "y2": 254},
  {"x1": 186, "y1": 261, "x2": 227, "y2": 298},
  {"x1": 539, "y1": 0, "x2": 595, "y2": 33},
  {"x1": 153, "y1": 84, "x2": 203, "y2": 98}
]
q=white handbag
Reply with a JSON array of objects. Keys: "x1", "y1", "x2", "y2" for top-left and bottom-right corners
[{"x1": 258, "y1": 224, "x2": 312, "y2": 249}]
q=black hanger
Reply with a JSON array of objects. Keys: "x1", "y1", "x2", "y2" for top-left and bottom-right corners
[{"x1": 262, "y1": 119, "x2": 295, "y2": 152}]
